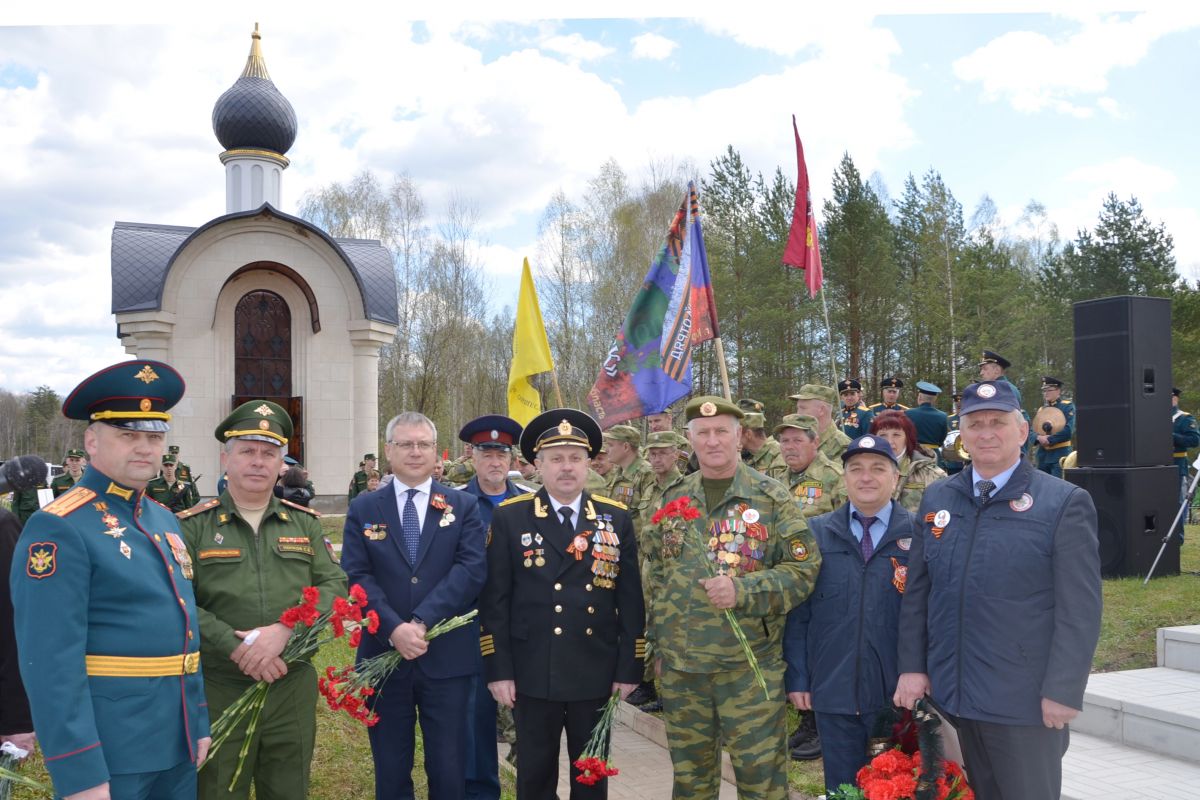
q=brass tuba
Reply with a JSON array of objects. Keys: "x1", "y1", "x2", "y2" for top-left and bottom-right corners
[{"x1": 942, "y1": 429, "x2": 970, "y2": 462}]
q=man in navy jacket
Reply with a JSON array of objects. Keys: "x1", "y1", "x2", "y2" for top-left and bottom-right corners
[
  {"x1": 894, "y1": 380, "x2": 1102, "y2": 800},
  {"x1": 784, "y1": 435, "x2": 919, "y2": 795},
  {"x1": 342, "y1": 411, "x2": 488, "y2": 800}
]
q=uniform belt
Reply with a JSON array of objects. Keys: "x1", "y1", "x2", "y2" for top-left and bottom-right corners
[
  {"x1": 1175, "y1": 452, "x2": 1188, "y2": 458},
  {"x1": 1043, "y1": 441, "x2": 1071, "y2": 450},
  {"x1": 919, "y1": 443, "x2": 940, "y2": 450},
  {"x1": 85, "y1": 652, "x2": 200, "y2": 677}
]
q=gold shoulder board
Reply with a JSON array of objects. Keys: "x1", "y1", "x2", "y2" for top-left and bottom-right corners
[
  {"x1": 590, "y1": 494, "x2": 628, "y2": 510},
  {"x1": 41, "y1": 487, "x2": 97, "y2": 517},
  {"x1": 176, "y1": 497, "x2": 221, "y2": 520},
  {"x1": 498, "y1": 494, "x2": 535, "y2": 508}
]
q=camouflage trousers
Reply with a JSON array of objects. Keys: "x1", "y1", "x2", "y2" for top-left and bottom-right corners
[{"x1": 659, "y1": 661, "x2": 788, "y2": 800}]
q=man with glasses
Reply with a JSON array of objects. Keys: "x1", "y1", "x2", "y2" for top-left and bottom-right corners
[{"x1": 341, "y1": 412, "x2": 487, "y2": 800}]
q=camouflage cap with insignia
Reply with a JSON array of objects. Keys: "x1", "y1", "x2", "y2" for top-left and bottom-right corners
[
  {"x1": 684, "y1": 395, "x2": 745, "y2": 421},
  {"x1": 742, "y1": 412, "x2": 766, "y2": 431},
  {"x1": 61, "y1": 359, "x2": 185, "y2": 433},
  {"x1": 788, "y1": 384, "x2": 836, "y2": 405},
  {"x1": 736, "y1": 398, "x2": 765, "y2": 413},
  {"x1": 645, "y1": 430, "x2": 680, "y2": 449},
  {"x1": 773, "y1": 414, "x2": 820, "y2": 436},
  {"x1": 215, "y1": 399, "x2": 292, "y2": 446},
  {"x1": 605, "y1": 424, "x2": 641, "y2": 447}
]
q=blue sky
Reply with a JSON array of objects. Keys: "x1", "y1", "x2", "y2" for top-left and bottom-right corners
[{"x1": 1, "y1": 3, "x2": 1198, "y2": 395}]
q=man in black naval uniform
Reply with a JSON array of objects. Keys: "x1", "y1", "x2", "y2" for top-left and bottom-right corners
[{"x1": 480, "y1": 409, "x2": 645, "y2": 799}]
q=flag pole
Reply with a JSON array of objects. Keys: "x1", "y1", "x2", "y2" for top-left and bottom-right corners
[
  {"x1": 819, "y1": 285, "x2": 837, "y2": 383},
  {"x1": 713, "y1": 337, "x2": 733, "y2": 401},
  {"x1": 550, "y1": 369, "x2": 564, "y2": 407}
]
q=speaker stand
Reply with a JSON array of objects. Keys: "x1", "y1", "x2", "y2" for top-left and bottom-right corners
[{"x1": 1144, "y1": 458, "x2": 1200, "y2": 584}]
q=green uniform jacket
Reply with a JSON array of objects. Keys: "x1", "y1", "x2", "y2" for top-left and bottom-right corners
[
  {"x1": 818, "y1": 425, "x2": 852, "y2": 462},
  {"x1": 585, "y1": 468, "x2": 608, "y2": 494},
  {"x1": 893, "y1": 452, "x2": 947, "y2": 513},
  {"x1": 146, "y1": 477, "x2": 199, "y2": 513},
  {"x1": 10, "y1": 470, "x2": 208, "y2": 796},
  {"x1": 348, "y1": 470, "x2": 370, "y2": 500},
  {"x1": 642, "y1": 463, "x2": 820, "y2": 672},
  {"x1": 607, "y1": 458, "x2": 654, "y2": 512},
  {"x1": 11, "y1": 483, "x2": 48, "y2": 527},
  {"x1": 177, "y1": 493, "x2": 346, "y2": 682},
  {"x1": 175, "y1": 462, "x2": 195, "y2": 491},
  {"x1": 767, "y1": 451, "x2": 846, "y2": 518},
  {"x1": 50, "y1": 472, "x2": 84, "y2": 498}
]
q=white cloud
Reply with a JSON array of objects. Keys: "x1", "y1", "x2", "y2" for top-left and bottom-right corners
[
  {"x1": 953, "y1": 10, "x2": 1200, "y2": 115},
  {"x1": 540, "y1": 33, "x2": 614, "y2": 63},
  {"x1": 696, "y1": 6, "x2": 878, "y2": 56},
  {"x1": 631, "y1": 32, "x2": 677, "y2": 60}
]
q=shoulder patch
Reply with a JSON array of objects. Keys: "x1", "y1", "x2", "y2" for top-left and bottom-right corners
[
  {"x1": 590, "y1": 494, "x2": 628, "y2": 510},
  {"x1": 40, "y1": 486, "x2": 97, "y2": 517},
  {"x1": 280, "y1": 498, "x2": 321, "y2": 517},
  {"x1": 498, "y1": 493, "x2": 535, "y2": 507},
  {"x1": 759, "y1": 478, "x2": 793, "y2": 504},
  {"x1": 176, "y1": 497, "x2": 221, "y2": 520}
]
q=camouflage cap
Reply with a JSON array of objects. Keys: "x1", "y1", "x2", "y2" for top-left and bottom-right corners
[
  {"x1": 645, "y1": 431, "x2": 679, "y2": 449},
  {"x1": 684, "y1": 395, "x2": 745, "y2": 421},
  {"x1": 742, "y1": 412, "x2": 766, "y2": 431},
  {"x1": 788, "y1": 384, "x2": 837, "y2": 405},
  {"x1": 736, "y1": 398, "x2": 765, "y2": 413},
  {"x1": 604, "y1": 424, "x2": 642, "y2": 447},
  {"x1": 773, "y1": 414, "x2": 820, "y2": 436}
]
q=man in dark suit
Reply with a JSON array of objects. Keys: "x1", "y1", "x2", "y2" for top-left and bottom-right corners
[
  {"x1": 894, "y1": 380, "x2": 1102, "y2": 800},
  {"x1": 784, "y1": 435, "x2": 918, "y2": 794},
  {"x1": 457, "y1": 414, "x2": 528, "y2": 800},
  {"x1": 480, "y1": 409, "x2": 645, "y2": 800},
  {"x1": 341, "y1": 411, "x2": 488, "y2": 800}
]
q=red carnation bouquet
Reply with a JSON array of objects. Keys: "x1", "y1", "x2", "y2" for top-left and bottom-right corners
[
  {"x1": 828, "y1": 748, "x2": 973, "y2": 800},
  {"x1": 318, "y1": 609, "x2": 479, "y2": 726},
  {"x1": 204, "y1": 584, "x2": 378, "y2": 789},
  {"x1": 572, "y1": 690, "x2": 622, "y2": 786},
  {"x1": 650, "y1": 496, "x2": 769, "y2": 700}
]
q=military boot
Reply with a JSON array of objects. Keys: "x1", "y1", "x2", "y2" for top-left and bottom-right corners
[{"x1": 789, "y1": 710, "x2": 821, "y2": 760}]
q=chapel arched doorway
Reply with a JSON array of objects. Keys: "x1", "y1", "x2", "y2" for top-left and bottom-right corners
[{"x1": 232, "y1": 289, "x2": 304, "y2": 463}]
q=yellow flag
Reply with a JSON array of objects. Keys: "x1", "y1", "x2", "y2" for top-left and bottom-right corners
[{"x1": 507, "y1": 259, "x2": 555, "y2": 426}]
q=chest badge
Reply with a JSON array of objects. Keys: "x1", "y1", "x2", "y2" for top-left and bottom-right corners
[
  {"x1": 119, "y1": 541, "x2": 132, "y2": 559},
  {"x1": 933, "y1": 509, "x2": 951, "y2": 528},
  {"x1": 1010, "y1": 493, "x2": 1034, "y2": 512},
  {"x1": 521, "y1": 533, "x2": 533, "y2": 547},
  {"x1": 742, "y1": 508, "x2": 760, "y2": 524},
  {"x1": 214, "y1": 532, "x2": 224, "y2": 545},
  {"x1": 897, "y1": 537, "x2": 912, "y2": 551}
]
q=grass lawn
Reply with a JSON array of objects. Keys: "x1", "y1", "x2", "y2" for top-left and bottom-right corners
[{"x1": 8, "y1": 530, "x2": 1198, "y2": 799}]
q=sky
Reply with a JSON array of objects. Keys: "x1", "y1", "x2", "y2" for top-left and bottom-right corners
[{"x1": 2, "y1": 1, "x2": 1199, "y2": 396}]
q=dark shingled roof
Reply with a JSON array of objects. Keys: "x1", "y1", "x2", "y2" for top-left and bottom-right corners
[{"x1": 110, "y1": 204, "x2": 399, "y2": 326}]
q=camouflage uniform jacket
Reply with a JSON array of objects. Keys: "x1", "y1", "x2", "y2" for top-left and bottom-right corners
[
  {"x1": 442, "y1": 457, "x2": 476, "y2": 486},
  {"x1": 642, "y1": 462, "x2": 820, "y2": 672},
  {"x1": 743, "y1": 443, "x2": 776, "y2": 474},
  {"x1": 893, "y1": 451, "x2": 947, "y2": 513},
  {"x1": 634, "y1": 467, "x2": 683, "y2": 539},
  {"x1": 767, "y1": 451, "x2": 846, "y2": 517},
  {"x1": 818, "y1": 424, "x2": 852, "y2": 462},
  {"x1": 607, "y1": 458, "x2": 654, "y2": 511}
]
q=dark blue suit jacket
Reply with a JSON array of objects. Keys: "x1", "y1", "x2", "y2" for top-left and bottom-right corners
[{"x1": 341, "y1": 480, "x2": 487, "y2": 679}]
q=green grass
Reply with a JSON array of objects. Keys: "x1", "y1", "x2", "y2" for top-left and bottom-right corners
[{"x1": 320, "y1": 514, "x2": 345, "y2": 546}]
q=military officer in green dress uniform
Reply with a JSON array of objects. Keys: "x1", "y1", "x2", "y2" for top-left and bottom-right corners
[
  {"x1": 904, "y1": 381, "x2": 950, "y2": 455},
  {"x1": 348, "y1": 453, "x2": 377, "y2": 500},
  {"x1": 604, "y1": 424, "x2": 654, "y2": 511},
  {"x1": 768, "y1": 415, "x2": 846, "y2": 518},
  {"x1": 741, "y1": 412, "x2": 780, "y2": 473},
  {"x1": 838, "y1": 380, "x2": 874, "y2": 439},
  {"x1": 867, "y1": 377, "x2": 909, "y2": 414},
  {"x1": 1172, "y1": 388, "x2": 1200, "y2": 506},
  {"x1": 178, "y1": 400, "x2": 346, "y2": 799},
  {"x1": 480, "y1": 409, "x2": 645, "y2": 798},
  {"x1": 642, "y1": 396, "x2": 821, "y2": 800},
  {"x1": 168, "y1": 445, "x2": 196, "y2": 493},
  {"x1": 147, "y1": 454, "x2": 200, "y2": 512},
  {"x1": 1033, "y1": 377, "x2": 1075, "y2": 477},
  {"x1": 791, "y1": 384, "x2": 852, "y2": 462},
  {"x1": 50, "y1": 448, "x2": 88, "y2": 497},
  {"x1": 10, "y1": 471, "x2": 50, "y2": 527},
  {"x1": 10, "y1": 359, "x2": 209, "y2": 799}
]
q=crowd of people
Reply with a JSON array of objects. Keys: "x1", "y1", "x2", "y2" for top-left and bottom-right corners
[{"x1": 0, "y1": 347, "x2": 1180, "y2": 800}]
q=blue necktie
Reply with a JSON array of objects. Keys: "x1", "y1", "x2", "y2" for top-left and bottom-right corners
[
  {"x1": 853, "y1": 511, "x2": 876, "y2": 561},
  {"x1": 403, "y1": 488, "x2": 421, "y2": 561},
  {"x1": 976, "y1": 479, "x2": 996, "y2": 505}
]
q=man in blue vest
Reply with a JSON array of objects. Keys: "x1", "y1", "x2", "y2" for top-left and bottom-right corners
[
  {"x1": 458, "y1": 415, "x2": 528, "y2": 800},
  {"x1": 10, "y1": 360, "x2": 209, "y2": 800}
]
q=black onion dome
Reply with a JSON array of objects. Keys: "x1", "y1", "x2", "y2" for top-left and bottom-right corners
[{"x1": 212, "y1": 25, "x2": 297, "y2": 155}]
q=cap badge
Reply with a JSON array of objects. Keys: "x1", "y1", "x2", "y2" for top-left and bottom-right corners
[
  {"x1": 134, "y1": 364, "x2": 160, "y2": 384},
  {"x1": 253, "y1": 404, "x2": 275, "y2": 417},
  {"x1": 259, "y1": 420, "x2": 271, "y2": 430},
  {"x1": 558, "y1": 420, "x2": 573, "y2": 435},
  {"x1": 490, "y1": 430, "x2": 499, "y2": 440},
  {"x1": 977, "y1": 384, "x2": 997, "y2": 399},
  {"x1": 699, "y1": 401, "x2": 717, "y2": 417},
  {"x1": 860, "y1": 436, "x2": 875, "y2": 449},
  {"x1": 139, "y1": 398, "x2": 152, "y2": 412}
]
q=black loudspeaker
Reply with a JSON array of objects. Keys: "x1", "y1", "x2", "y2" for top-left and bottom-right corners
[
  {"x1": 1073, "y1": 295, "x2": 1172, "y2": 467},
  {"x1": 1064, "y1": 465, "x2": 1179, "y2": 578}
]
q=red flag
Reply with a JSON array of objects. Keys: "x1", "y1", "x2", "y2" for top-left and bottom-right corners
[{"x1": 782, "y1": 115, "x2": 823, "y2": 298}]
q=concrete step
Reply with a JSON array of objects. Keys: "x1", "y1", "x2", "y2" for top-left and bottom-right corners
[
  {"x1": 1063, "y1": 730, "x2": 1200, "y2": 799},
  {"x1": 1074, "y1": 667, "x2": 1200, "y2": 762},
  {"x1": 1157, "y1": 624, "x2": 1200, "y2": 673}
]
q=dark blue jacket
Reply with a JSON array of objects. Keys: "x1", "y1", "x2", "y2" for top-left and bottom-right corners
[
  {"x1": 897, "y1": 461, "x2": 1102, "y2": 726},
  {"x1": 841, "y1": 406, "x2": 874, "y2": 439},
  {"x1": 1172, "y1": 408, "x2": 1200, "y2": 477},
  {"x1": 783, "y1": 502, "x2": 917, "y2": 714},
  {"x1": 341, "y1": 480, "x2": 487, "y2": 679},
  {"x1": 905, "y1": 403, "x2": 949, "y2": 450},
  {"x1": 461, "y1": 476, "x2": 531, "y2": 531}
]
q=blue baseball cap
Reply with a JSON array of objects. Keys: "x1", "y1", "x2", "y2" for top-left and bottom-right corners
[
  {"x1": 960, "y1": 380, "x2": 1021, "y2": 414},
  {"x1": 842, "y1": 434, "x2": 899, "y2": 467}
]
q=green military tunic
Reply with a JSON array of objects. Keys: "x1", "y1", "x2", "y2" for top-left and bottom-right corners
[
  {"x1": 642, "y1": 462, "x2": 821, "y2": 800},
  {"x1": 817, "y1": 424, "x2": 852, "y2": 463},
  {"x1": 11, "y1": 483, "x2": 49, "y2": 527},
  {"x1": 146, "y1": 477, "x2": 200, "y2": 513},
  {"x1": 441, "y1": 457, "x2": 476, "y2": 486},
  {"x1": 178, "y1": 493, "x2": 346, "y2": 799},
  {"x1": 767, "y1": 450, "x2": 846, "y2": 518},
  {"x1": 50, "y1": 471, "x2": 84, "y2": 498},
  {"x1": 893, "y1": 452, "x2": 947, "y2": 513},
  {"x1": 347, "y1": 469, "x2": 370, "y2": 500}
]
